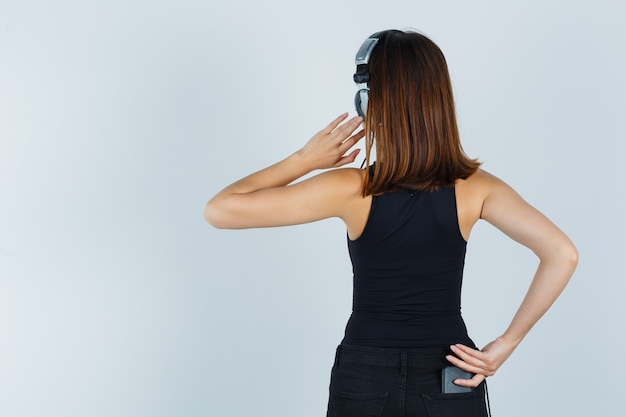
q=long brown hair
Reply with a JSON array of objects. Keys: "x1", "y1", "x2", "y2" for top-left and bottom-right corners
[{"x1": 361, "y1": 30, "x2": 480, "y2": 196}]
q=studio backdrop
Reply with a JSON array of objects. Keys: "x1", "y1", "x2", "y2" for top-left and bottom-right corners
[{"x1": 1, "y1": 1, "x2": 624, "y2": 416}]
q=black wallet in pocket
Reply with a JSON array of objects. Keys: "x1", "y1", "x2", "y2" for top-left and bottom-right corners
[{"x1": 441, "y1": 366, "x2": 473, "y2": 393}]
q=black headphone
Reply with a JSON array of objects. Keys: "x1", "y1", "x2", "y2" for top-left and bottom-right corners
[{"x1": 354, "y1": 32, "x2": 384, "y2": 118}]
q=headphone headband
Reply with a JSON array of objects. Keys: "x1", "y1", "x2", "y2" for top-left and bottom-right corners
[{"x1": 355, "y1": 37, "x2": 379, "y2": 66}]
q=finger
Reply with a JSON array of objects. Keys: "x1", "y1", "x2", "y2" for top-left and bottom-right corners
[
  {"x1": 333, "y1": 116, "x2": 363, "y2": 138},
  {"x1": 343, "y1": 128, "x2": 366, "y2": 143},
  {"x1": 338, "y1": 130, "x2": 365, "y2": 152},
  {"x1": 450, "y1": 344, "x2": 487, "y2": 367},
  {"x1": 454, "y1": 344, "x2": 486, "y2": 358},
  {"x1": 323, "y1": 113, "x2": 350, "y2": 134},
  {"x1": 333, "y1": 148, "x2": 361, "y2": 167},
  {"x1": 445, "y1": 355, "x2": 486, "y2": 375},
  {"x1": 453, "y1": 373, "x2": 486, "y2": 388}
]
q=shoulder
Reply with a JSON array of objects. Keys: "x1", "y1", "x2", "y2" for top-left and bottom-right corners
[
  {"x1": 321, "y1": 167, "x2": 366, "y2": 182},
  {"x1": 454, "y1": 169, "x2": 516, "y2": 237},
  {"x1": 456, "y1": 169, "x2": 512, "y2": 200},
  {"x1": 458, "y1": 169, "x2": 533, "y2": 224},
  {"x1": 457, "y1": 168, "x2": 505, "y2": 188},
  {"x1": 316, "y1": 168, "x2": 371, "y2": 238},
  {"x1": 455, "y1": 168, "x2": 494, "y2": 200},
  {"x1": 313, "y1": 167, "x2": 366, "y2": 196},
  {"x1": 286, "y1": 167, "x2": 368, "y2": 219}
]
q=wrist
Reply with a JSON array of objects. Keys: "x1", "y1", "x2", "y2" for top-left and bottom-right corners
[
  {"x1": 499, "y1": 333, "x2": 523, "y2": 347},
  {"x1": 292, "y1": 148, "x2": 319, "y2": 173}
]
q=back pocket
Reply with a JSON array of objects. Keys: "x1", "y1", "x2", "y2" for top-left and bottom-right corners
[
  {"x1": 327, "y1": 389, "x2": 388, "y2": 417},
  {"x1": 421, "y1": 388, "x2": 488, "y2": 417}
]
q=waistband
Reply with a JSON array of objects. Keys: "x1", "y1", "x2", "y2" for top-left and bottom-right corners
[{"x1": 334, "y1": 343, "x2": 453, "y2": 370}]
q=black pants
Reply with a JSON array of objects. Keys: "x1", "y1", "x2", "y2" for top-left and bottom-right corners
[{"x1": 326, "y1": 344, "x2": 489, "y2": 417}]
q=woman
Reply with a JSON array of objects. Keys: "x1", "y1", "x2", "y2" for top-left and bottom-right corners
[{"x1": 205, "y1": 30, "x2": 577, "y2": 417}]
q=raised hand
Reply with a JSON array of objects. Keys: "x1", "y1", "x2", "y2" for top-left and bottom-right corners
[{"x1": 297, "y1": 113, "x2": 365, "y2": 170}]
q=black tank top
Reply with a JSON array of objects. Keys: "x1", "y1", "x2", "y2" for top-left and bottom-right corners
[{"x1": 341, "y1": 185, "x2": 475, "y2": 348}]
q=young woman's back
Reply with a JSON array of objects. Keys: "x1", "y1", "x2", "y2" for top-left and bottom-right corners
[
  {"x1": 343, "y1": 180, "x2": 472, "y2": 348},
  {"x1": 205, "y1": 30, "x2": 577, "y2": 417}
]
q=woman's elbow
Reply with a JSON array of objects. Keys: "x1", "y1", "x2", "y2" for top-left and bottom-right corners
[
  {"x1": 551, "y1": 240, "x2": 579, "y2": 272},
  {"x1": 566, "y1": 242, "x2": 579, "y2": 270},
  {"x1": 537, "y1": 238, "x2": 579, "y2": 273},
  {"x1": 204, "y1": 198, "x2": 228, "y2": 229}
]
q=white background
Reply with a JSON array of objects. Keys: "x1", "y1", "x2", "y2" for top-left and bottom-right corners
[{"x1": 1, "y1": 0, "x2": 624, "y2": 416}]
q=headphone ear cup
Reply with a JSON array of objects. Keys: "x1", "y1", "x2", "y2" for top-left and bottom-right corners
[{"x1": 355, "y1": 88, "x2": 369, "y2": 118}]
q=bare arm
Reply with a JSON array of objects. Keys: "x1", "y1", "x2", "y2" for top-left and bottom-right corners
[
  {"x1": 204, "y1": 113, "x2": 365, "y2": 229},
  {"x1": 447, "y1": 171, "x2": 578, "y2": 386}
]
